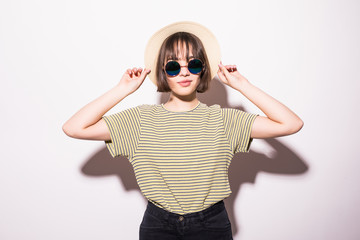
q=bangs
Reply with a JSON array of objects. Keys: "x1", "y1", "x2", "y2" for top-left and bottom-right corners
[{"x1": 163, "y1": 33, "x2": 203, "y2": 61}]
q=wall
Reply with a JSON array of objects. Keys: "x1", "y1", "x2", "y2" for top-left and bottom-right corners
[{"x1": 1, "y1": 0, "x2": 359, "y2": 239}]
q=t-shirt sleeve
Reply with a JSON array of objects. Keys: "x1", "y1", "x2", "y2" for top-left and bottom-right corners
[
  {"x1": 221, "y1": 108, "x2": 258, "y2": 153},
  {"x1": 102, "y1": 106, "x2": 141, "y2": 158}
]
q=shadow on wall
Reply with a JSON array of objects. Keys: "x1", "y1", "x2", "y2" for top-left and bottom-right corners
[{"x1": 81, "y1": 78, "x2": 308, "y2": 237}]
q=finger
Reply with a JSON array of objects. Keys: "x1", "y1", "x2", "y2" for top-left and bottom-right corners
[
  {"x1": 217, "y1": 66, "x2": 227, "y2": 83},
  {"x1": 218, "y1": 62, "x2": 232, "y2": 79},
  {"x1": 228, "y1": 65, "x2": 237, "y2": 73},
  {"x1": 134, "y1": 67, "x2": 141, "y2": 76},
  {"x1": 231, "y1": 65, "x2": 237, "y2": 72},
  {"x1": 131, "y1": 68, "x2": 137, "y2": 76},
  {"x1": 131, "y1": 68, "x2": 137, "y2": 77},
  {"x1": 127, "y1": 68, "x2": 133, "y2": 77},
  {"x1": 224, "y1": 65, "x2": 235, "y2": 72},
  {"x1": 137, "y1": 67, "x2": 143, "y2": 76},
  {"x1": 139, "y1": 68, "x2": 151, "y2": 80},
  {"x1": 224, "y1": 65, "x2": 232, "y2": 72}
]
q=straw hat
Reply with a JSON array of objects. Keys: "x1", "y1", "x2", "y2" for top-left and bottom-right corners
[{"x1": 144, "y1": 21, "x2": 221, "y2": 85}]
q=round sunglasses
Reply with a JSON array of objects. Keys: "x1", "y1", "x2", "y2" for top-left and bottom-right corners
[{"x1": 164, "y1": 59, "x2": 204, "y2": 77}]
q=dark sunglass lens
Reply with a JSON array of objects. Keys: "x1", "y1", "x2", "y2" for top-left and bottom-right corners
[
  {"x1": 188, "y1": 59, "x2": 203, "y2": 74},
  {"x1": 165, "y1": 61, "x2": 180, "y2": 76}
]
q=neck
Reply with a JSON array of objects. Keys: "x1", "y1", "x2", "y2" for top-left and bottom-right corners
[{"x1": 163, "y1": 92, "x2": 199, "y2": 112}]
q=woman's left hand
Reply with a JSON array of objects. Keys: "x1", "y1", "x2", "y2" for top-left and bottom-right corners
[{"x1": 217, "y1": 62, "x2": 248, "y2": 90}]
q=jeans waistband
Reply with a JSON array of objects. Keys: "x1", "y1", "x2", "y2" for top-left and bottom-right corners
[{"x1": 146, "y1": 201, "x2": 225, "y2": 223}]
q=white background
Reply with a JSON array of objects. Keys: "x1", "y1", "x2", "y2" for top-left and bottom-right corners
[{"x1": 1, "y1": 0, "x2": 359, "y2": 239}]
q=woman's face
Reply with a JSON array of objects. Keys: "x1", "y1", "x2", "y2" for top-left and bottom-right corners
[{"x1": 165, "y1": 46, "x2": 201, "y2": 98}]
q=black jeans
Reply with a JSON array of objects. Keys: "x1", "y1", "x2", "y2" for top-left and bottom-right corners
[{"x1": 139, "y1": 201, "x2": 233, "y2": 240}]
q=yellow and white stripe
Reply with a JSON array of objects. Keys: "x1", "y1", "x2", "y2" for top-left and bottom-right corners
[{"x1": 103, "y1": 103, "x2": 256, "y2": 214}]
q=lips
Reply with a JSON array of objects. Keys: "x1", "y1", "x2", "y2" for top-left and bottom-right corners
[{"x1": 178, "y1": 80, "x2": 192, "y2": 87}]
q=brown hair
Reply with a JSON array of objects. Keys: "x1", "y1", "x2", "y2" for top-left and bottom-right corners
[{"x1": 155, "y1": 32, "x2": 211, "y2": 93}]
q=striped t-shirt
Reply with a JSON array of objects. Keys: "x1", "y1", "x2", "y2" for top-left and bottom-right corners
[{"x1": 103, "y1": 102, "x2": 257, "y2": 214}]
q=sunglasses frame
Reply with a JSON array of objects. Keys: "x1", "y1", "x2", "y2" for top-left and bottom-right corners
[{"x1": 164, "y1": 58, "x2": 204, "y2": 77}]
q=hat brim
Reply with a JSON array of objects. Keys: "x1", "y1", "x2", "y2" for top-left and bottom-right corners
[{"x1": 144, "y1": 21, "x2": 221, "y2": 85}]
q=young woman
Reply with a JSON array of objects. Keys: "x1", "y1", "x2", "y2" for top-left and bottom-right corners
[{"x1": 63, "y1": 22, "x2": 303, "y2": 240}]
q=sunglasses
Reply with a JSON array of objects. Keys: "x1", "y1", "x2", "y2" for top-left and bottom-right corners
[{"x1": 164, "y1": 59, "x2": 204, "y2": 77}]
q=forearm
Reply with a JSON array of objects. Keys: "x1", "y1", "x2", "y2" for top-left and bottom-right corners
[
  {"x1": 236, "y1": 81, "x2": 300, "y2": 124},
  {"x1": 234, "y1": 81, "x2": 303, "y2": 137},
  {"x1": 63, "y1": 67, "x2": 150, "y2": 140},
  {"x1": 62, "y1": 85, "x2": 129, "y2": 138}
]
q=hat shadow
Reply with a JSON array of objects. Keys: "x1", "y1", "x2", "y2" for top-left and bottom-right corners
[{"x1": 81, "y1": 78, "x2": 308, "y2": 237}]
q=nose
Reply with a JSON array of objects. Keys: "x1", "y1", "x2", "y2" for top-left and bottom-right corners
[{"x1": 179, "y1": 65, "x2": 190, "y2": 76}]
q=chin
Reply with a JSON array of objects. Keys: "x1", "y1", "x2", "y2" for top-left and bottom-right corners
[{"x1": 174, "y1": 87, "x2": 197, "y2": 96}]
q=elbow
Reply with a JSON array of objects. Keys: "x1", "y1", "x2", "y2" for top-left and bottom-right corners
[
  {"x1": 62, "y1": 122, "x2": 72, "y2": 137},
  {"x1": 295, "y1": 118, "x2": 304, "y2": 132},
  {"x1": 62, "y1": 122, "x2": 77, "y2": 138},
  {"x1": 287, "y1": 118, "x2": 304, "y2": 135}
]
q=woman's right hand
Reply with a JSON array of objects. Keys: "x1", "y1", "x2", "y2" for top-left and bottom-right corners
[{"x1": 118, "y1": 67, "x2": 151, "y2": 95}]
